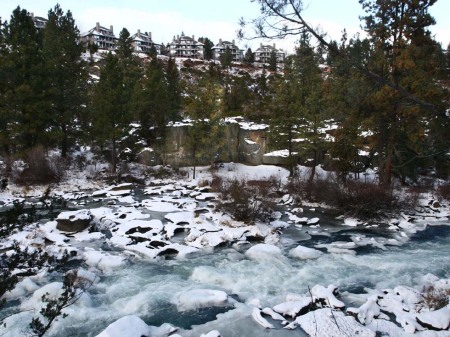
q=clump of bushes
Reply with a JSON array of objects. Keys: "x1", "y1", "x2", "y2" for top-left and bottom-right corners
[
  {"x1": 10, "y1": 146, "x2": 65, "y2": 185},
  {"x1": 421, "y1": 284, "x2": 450, "y2": 310},
  {"x1": 287, "y1": 174, "x2": 416, "y2": 219},
  {"x1": 437, "y1": 183, "x2": 450, "y2": 201},
  {"x1": 212, "y1": 176, "x2": 277, "y2": 224}
]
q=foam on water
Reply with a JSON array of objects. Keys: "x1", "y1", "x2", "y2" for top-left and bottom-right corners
[{"x1": 1, "y1": 196, "x2": 449, "y2": 337}]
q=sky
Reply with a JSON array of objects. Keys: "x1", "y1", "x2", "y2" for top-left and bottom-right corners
[{"x1": 0, "y1": 0, "x2": 449, "y2": 53}]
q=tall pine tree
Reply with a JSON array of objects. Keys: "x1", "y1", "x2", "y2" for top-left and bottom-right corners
[{"x1": 41, "y1": 4, "x2": 87, "y2": 157}]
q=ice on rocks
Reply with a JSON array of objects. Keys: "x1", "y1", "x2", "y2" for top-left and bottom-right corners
[
  {"x1": 261, "y1": 307, "x2": 286, "y2": 321},
  {"x1": 176, "y1": 289, "x2": 228, "y2": 311},
  {"x1": 289, "y1": 245, "x2": 323, "y2": 260},
  {"x1": 83, "y1": 249, "x2": 127, "y2": 273},
  {"x1": 251, "y1": 307, "x2": 275, "y2": 329},
  {"x1": 348, "y1": 296, "x2": 381, "y2": 324},
  {"x1": 307, "y1": 217, "x2": 320, "y2": 225},
  {"x1": 200, "y1": 331, "x2": 221, "y2": 337},
  {"x1": 289, "y1": 308, "x2": 376, "y2": 337},
  {"x1": 95, "y1": 315, "x2": 151, "y2": 337},
  {"x1": 273, "y1": 297, "x2": 312, "y2": 318},
  {"x1": 3, "y1": 277, "x2": 39, "y2": 300},
  {"x1": 245, "y1": 244, "x2": 283, "y2": 262},
  {"x1": 165, "y1": 211, "x2": 194, "y2": 225},
  {"x1": 311, "y1": 284, "x2": 345, "y2": 309},
  {"x1": 416, "y1": 305, "x2": 450, "y2": 331},
  {"x1": 343, "y1": 217, "x2": 362, "y2": 227}
]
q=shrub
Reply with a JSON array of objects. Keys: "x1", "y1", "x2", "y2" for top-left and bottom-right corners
[
  {"x1": 216, "y1": 178, "x2": 275, "y2": 224},
  {"x1": 287, "y1": 174, "x2": 416, "y2": 219},
  {"x1": 437, "y1": 183, "x2": 450, "y2": 201},
  {"x1": 12, "y1": 146, "x2": 64, "y2": 185},
  {"x1": 421, "y1": 284, "x2": 450, "y2": 310}
]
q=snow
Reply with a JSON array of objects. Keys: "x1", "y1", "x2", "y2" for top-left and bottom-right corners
[
  {"x1": 176, "y1": 289, "x2": 228, "y2": 311},
  {"x1": 343, "y1": 217, "x2": 362, "y2": 227},
  {"x1": 311, "y1": 284, "x2": 345, "y2": 309},
  {"x1": 251, "y1": 307, "x2": 274, "y2": 328},
  {"x1": 416, "y1": 305, "x2": 450, "y2": 330},
  {"x1": 83, "y1": 249, "x2": 127, "y2": 273},
  {"x1": 56, "y1": 209, "x2": 92, "y2": 221},
  {"x1": 272, "y1": 298, "x2": 312, "y2": 318},
  {"x1": 289, "y1": 245, "x2": 323, "y2": 260},
  {"x1": 95, "y1": 315, "x2": 151, "y2": 337},
  {"x1": 2, "y1": 159, "x2": 450, "y2": 337},
  {"x1": 245, "y1": 244, "x2": 283, "y2": 262},
  {"x1": 289, "y1": 308, "x2": 376, "y2": 337}
]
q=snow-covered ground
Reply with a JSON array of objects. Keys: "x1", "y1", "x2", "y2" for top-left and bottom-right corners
[{"x1": 0, "y1": 163, "x2": 449, "y2": 337}]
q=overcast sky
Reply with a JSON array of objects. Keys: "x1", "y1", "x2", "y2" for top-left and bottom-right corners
[{"x1": 1, "y1": 0, "x2": 449, "y2": 53}]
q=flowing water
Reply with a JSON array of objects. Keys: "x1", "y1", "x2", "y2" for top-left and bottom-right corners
[{"x1": 1, "y1": 189, "x2": 449, "y2": 337}]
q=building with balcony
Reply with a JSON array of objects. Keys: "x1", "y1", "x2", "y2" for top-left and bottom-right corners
[
  {"x1": 131, "y1": 29, "x2": 160, "y2": 54},
  {"x1": 80, "y1": 22, "x2": 117, "y2": 51},
  {"x1": 169, "y1": 32, "x2": 204, "y2": 59},
  {"x1": 254, "y1": 43, "x2": 285, "y2": 65},
  {"x1": 31, "y1": 13, "x2": 47, "y2": 31},
  {"x1": 212, "y1": 39, "x2": 243, "y2": 62}
]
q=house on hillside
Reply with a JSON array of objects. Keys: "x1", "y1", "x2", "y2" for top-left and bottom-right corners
[
  {"x1": 254, "y1": 43, "x2": 285, "y2": 66},
  {"x1": 31, "y1": 13, "x2": 47, "y2": 31},
  {"x1": 80, "y1": 22, "x2": 117, "y2": 51},
  {"x1": 212, "y1": 39, "x2": 243, "y2": 62},
  {"x1": 169, "y1": 32, "x2": 204, "y2": 59},
  {"x1": 131, "y1": 30, "x2": 160, "y2": 54}
]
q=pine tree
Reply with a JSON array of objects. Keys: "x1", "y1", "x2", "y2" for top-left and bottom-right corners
[
  {"x1": 91, "y1": 53, "x2": 128, "y2": 173},
  {"x1": 268, "y1": 49, "x2": 277, "y2": 71},
  {"x1": 116, "y1": 27, "x2": 140, "y2": 119},
  {"x1": 131, "y1": 57, "x2": 169, "y2": 145},
  {"x1": 270, "y1": 33, "x2": 325, "y2": 178},
  {"x1": 198, "y1": 37, "x2": 214, "y2": 60},
  {"x1": 359, "y1": 0, "x2": 447, "y2": 184},
  {"x1": 327, "y1": 36, "x2": 372, "y2": 181},
  {"x1": 244, "y1": 47, "x2": 255, "y2": 65},
  {"x1": 184, "y1": 71, "x2": 224, "y2": 178},
  {"x1": 0, "y1": 7, "x2": 46, "y2": 152},
  {"x1": 41, "y1": 4, "x2": 87, "y2": 158},
  {"x1": 220, "y1": 46, "x2": 233, "y2": 69},
  {"x1": 166, "y1": 56, "x2": 182, "y2": 121}
]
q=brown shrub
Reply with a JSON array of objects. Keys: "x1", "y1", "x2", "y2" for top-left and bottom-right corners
[
  {"x1": 287, "y1": 174, "x2": 416, "y2": 219},
  {"x1": 13, "y1": 146, "x2": 64, "y2": 185},
  {"x1": 216, "y1": 178, "x2": 275, "y2": 224},
  {"x1": 437, "y1": 183, "x2": 450, "y2": 201},
  {"x1": 421, "y1": 284, "x2": 450, "y2": 310}
]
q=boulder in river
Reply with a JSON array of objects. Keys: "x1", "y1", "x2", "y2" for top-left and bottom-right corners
[{"x1": 56, "y1": 210, "x2": 92, "y2": 232}]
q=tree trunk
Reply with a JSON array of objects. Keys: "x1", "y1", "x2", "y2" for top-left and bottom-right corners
[
  {"x1": 111, "y1": 139, "x2": 117, "y2": 173},
  {"x1": 61, "y1": 124, "x2": 68, "y2": 158}
]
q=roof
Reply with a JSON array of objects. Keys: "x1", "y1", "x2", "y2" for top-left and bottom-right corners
[{"x1": 81, "y1": 26, "x2": 116, "y2": 38}]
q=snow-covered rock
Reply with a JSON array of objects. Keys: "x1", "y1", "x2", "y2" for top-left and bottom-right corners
[
  {"x1": 176, "y1": 289, "x2": 228, "y2": 311},
  {"x1": 245, "y1": 244, "x2": 283, "y2": 262},
  {"x1": 416, "y1": 305, "x2": 450, "y2": 330},
  {"x1": 273, "y1": 298, "x2": 312, "y2": 318},
  {"x1": 287, "y1": 308, "x2": 375, "y2": 336},
  {"x1": 311, "y1": 284, "x2": 345, "y2": 309},
  {"x1": 289, "y1": 245, "x2": 323, "y2": 260},
  {"x1": 96, "y1": 315, "x2": 151, "y2": 337},
  {"x1": 251, "y1": 307, "x2": 274, "y2": 329},
  {"x1": 56, "y1": 210, "x2": 92, "y2": 232}
]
